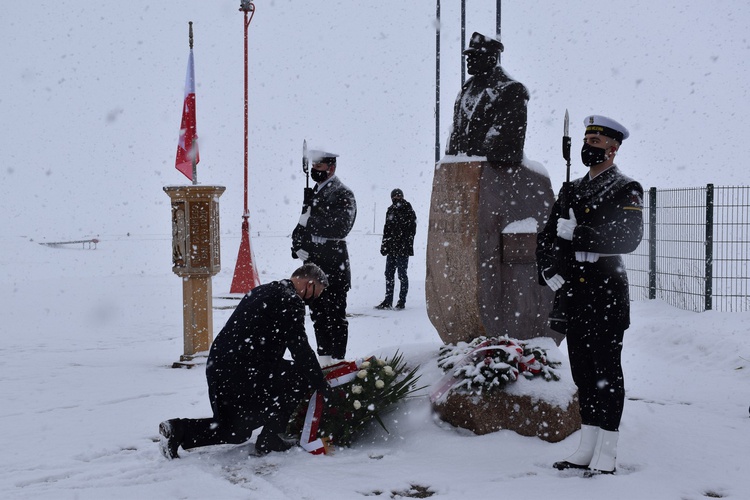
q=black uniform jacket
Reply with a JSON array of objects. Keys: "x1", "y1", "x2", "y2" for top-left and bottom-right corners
[
  {"x1": 206, "y1": 280, "x2": 327, "y2": 395},
  {"x1": 381, "y1": 200, "x2": 417, "y2": 257},
  {"x1": 536, "y1": 166, "x2": 644, "y2": 332},
  {"x1": 298, "y1": 175, "x2": 357, "y2": 288},
  {"x1": 446, "y1": 66, "x2": 529, "y2": 164}
]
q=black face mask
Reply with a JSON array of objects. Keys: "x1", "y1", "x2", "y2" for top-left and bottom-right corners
[
  {"x1": 302, "y1": 283, "x2": 317, "y2": 306},
  {"x1": 581, "y1": 143, "x2": 609, "y2": 167},
  {"x1": 311, "y1": 168, "x2": 329, "y2": 183}
]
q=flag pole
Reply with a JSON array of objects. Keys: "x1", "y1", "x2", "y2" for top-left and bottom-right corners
[
  {"x1": 230, "y1": 0, "x2": 261, "y2": 294},
  {"x1": 434, "y1": 0, "x2": 440, "y2": 164},
  {"x1": 189, "y1": 22, "x2": 198, "y2": 185},
  {"x1": 460, "y1": 0, "x2": 465, "y2": 86},
  {"x1": 496, "y1": 0, "x2": 502, "y2": 64}
]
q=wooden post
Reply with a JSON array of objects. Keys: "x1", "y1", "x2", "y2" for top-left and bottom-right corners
[{"x1": 164, "y1": 185, "x2": 225, "y2": 367}]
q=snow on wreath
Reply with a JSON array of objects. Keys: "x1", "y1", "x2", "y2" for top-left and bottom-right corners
[
  {"x1": 435, "y1": 336, "x2": 561, "y2": 397},
  {"x1": 287, "y1": 352, "x2": 423, "y2": 455}
]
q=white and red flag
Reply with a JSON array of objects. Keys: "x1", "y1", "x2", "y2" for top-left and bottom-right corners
[{"x1": 175, "y1": 49, "x2": 199, "y2": 180}]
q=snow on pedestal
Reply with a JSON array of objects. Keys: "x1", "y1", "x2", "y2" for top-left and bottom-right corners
[{"x1": 431, "y1": 337, "x2": 580, "y2": 443}]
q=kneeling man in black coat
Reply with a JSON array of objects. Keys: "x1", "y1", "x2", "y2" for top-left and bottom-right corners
[{"x1": 159, "y1": 264, "x2": 332, "y2": 458}]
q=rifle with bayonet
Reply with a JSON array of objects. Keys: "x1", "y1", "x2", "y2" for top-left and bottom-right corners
[
  {"x1": 291, "y1": 140, "x2": 313, "y2": 259},
  {"x1": 546, "y1": 110, "x2": 575, "y2": 334}
]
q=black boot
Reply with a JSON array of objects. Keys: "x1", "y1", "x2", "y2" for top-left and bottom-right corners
[
  {"x1": 395, "y1": 300, "x2": 405, "y2": 310},
  {"x1": 159, "y1": 419, "x2": 184, "y2": 459},
  {"x1": 255, "y1": 427, "x2": 294, "y2": 455},
  {"x1": 374, "y1": 300, "x2": 392, "y2": 310}
]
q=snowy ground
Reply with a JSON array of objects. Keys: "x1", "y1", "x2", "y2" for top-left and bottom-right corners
[{"x1": 2, "y1": 231, "x2": 749, "y2": 500}]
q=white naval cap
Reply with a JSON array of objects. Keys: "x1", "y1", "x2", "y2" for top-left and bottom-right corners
[
  {"x1": 308, "y1": 149, "x2": 339, "y2": 164},
  {"x1": 583, "y1": 115, "x2": 630, "y2": 143}
]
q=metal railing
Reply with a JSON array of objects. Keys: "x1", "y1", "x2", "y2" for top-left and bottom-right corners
[{"x1": 623, "y1": 184, "x2": 750, "y2": 312}]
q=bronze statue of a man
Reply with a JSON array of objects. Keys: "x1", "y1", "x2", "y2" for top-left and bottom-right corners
[{"x1": 446, "y1": 32, "x2": 529, "y2": 164}]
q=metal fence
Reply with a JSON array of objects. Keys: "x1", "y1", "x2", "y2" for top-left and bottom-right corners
[{"x1": 623, "y1": 184, "x2": 750, "y2": 312}]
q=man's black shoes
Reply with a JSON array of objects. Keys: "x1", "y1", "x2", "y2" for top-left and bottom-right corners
[
  {"x1": 553, "y1": 460, "x2": 589, "y2": 471},
  {"x1": 375, "y1": 300, "x2": 405, "y2": 310},
  {"x1": 255, "y1": 431, "x2": 294, "y2": 455},
  {"x1": 159, "y1": 419, "x2": 184, "y2": 460}
]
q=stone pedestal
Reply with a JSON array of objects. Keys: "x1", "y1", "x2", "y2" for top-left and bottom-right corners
[
  {"x1": 426, "y1": 157, "x2": 562, "y2": 345},
  {"x1": 163, "y1": 185, "x2": 225, "y2": 367},
  {"x1": 433, "y1": 390, "x2": 581, "y2": 443}
]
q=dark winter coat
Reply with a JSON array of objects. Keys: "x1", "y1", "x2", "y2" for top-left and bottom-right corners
[
  {"x1": 206, "y1": 280, "x2": 327, "y2": 398},
  {"x1": 292, "y1": 175, "x2": 357, "y2": 288},
  {"x1": 536, "y1": 166, "x2": 644, "y2": 333},
  {"x1": 380, "y1": 200, "x2": 417, "y2": 257},
  {"x1": 446, "y1": 65, "x2": 529, "y2": 164}
]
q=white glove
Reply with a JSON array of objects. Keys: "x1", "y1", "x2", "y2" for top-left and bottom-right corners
[
  {"x1": 556, "y1": 208, "x2": 577, "y2": 241},
  {"x1": 575, "y1": 251, "x2": 600, "y2": 263},
  {"x1": 296, "y1": 249, "x2": 309, "y2": 261},
  {"x1": 298, "y1": 208, "x2": 310, "y2": 227},
  {"x1": 543, "y1": 269, "x2": 565, "y2": 292}
]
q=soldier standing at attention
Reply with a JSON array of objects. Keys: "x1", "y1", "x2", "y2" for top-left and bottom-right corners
[
  {"x1": 291, "y1": 150, "x2": 357, "y2": 366},
  {"x1": 536, "y1": 115, "x2": 644, "y2": 474}
]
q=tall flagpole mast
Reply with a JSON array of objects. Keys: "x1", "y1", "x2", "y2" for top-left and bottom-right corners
[
  {"x1": 230, "y1": 0, "x2": 261, "y2": 294},
  {"x1": 189, "y1": 22, "x2": 198, "y2": 185},
  {"x1": 434, "y1": 0, "x2": 441, "y2": 164},
  {"x1": 460, "y1": 0, "x2": 466, "y2": 86},
  {"x1": 496, "y1": 0, "x2": 502, "y2": 64}
]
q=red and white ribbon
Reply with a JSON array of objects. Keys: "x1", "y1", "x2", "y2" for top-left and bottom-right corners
[
  {"x1": 300, "y1": 359, "x2": 361, "y2": 454},
  {"x1": 429, "y1": 338, "x2": 542, "y2": 404}
]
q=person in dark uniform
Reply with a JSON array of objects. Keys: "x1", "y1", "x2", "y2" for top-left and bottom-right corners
[
  {"x1": 158, "y1": 264, "x2": 332, "y2": 458},
  {"x1": 291, "y1": 149, "x2": 357, "y2": 366},
  {"x1": 536, "y1": 115, "x2": 644, "y2": 474},
  {"x1": 445, "y1": 32, "x2": 529, "y2": 164},
  {"x1": 375, "y1": 188, "x2": 417, "y2": 310}
]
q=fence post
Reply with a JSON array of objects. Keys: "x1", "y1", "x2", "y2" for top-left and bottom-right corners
[
  {"x1": 648, "y1": 187, "x2": 657, "y2": 300},
  {"x1": 705, "y1": 184, "x2": 714, "y2": 311}
]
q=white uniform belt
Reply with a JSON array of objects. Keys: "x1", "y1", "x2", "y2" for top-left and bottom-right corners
[{"x1": 311, "y1": 235, "x2": 344, "y2": 244}]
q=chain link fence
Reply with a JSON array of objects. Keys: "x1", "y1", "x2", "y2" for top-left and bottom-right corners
[{"x1": 623, "y1": 184, "x2": 750, "y2": 312}]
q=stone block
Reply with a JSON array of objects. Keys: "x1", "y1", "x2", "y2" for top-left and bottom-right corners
[
  {"x1": 433, "y1": 389, "x2": 581, "y2": 443},
  {"x1": 426, "y1": 157, "x2": 562, "y2": 345}
]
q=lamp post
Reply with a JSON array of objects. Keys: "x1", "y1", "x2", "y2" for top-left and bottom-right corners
[{"x1": 229, "y1": 0, "x2": 262, "y2": 294}]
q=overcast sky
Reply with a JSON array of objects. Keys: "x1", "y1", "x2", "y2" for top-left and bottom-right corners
[{"x1": 2, "y1": 0, "x2": 748, "y2": 241}]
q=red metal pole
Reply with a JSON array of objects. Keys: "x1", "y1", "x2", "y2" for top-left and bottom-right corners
[
  {"x1": 242, "y1": 2, "x2": 254, "y2": 217},
  {"x1": 230, "y1": 1, "x2": 260, "y2": 294}
]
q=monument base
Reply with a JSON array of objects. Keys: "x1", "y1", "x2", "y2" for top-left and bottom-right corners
[{"x1": 433, "y1": 390, "x2": 581, "y2": 443}]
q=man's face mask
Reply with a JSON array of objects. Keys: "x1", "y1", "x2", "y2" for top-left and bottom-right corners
[
  {"x1": 311, "y1": 166, "x2": 330, "y2": 183},
  {"x1": 580, "y1": 143, "x2": 609, "y2": 167},
  {"x1": 302, "y1": 283, "x2": 318, "y2": 306}
]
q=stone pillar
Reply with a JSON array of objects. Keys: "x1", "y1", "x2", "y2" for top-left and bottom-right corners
[
  {"x1": 163, "y1": 185, "x2": 225, "y2": 367},
  {"x1": 426, "y1": 157, "x2": 563, "y2": 346}
]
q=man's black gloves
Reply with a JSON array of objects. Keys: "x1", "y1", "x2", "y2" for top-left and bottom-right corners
[
  {"x1": 291, "y1": 224, "x2": 310, "y2": 259},
  {"x1": 321, "y1": 383, "x2": 337, "y2": 403},
  {"x1": 303, "y1": 187, "x2": 314, "y2": 209}
]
